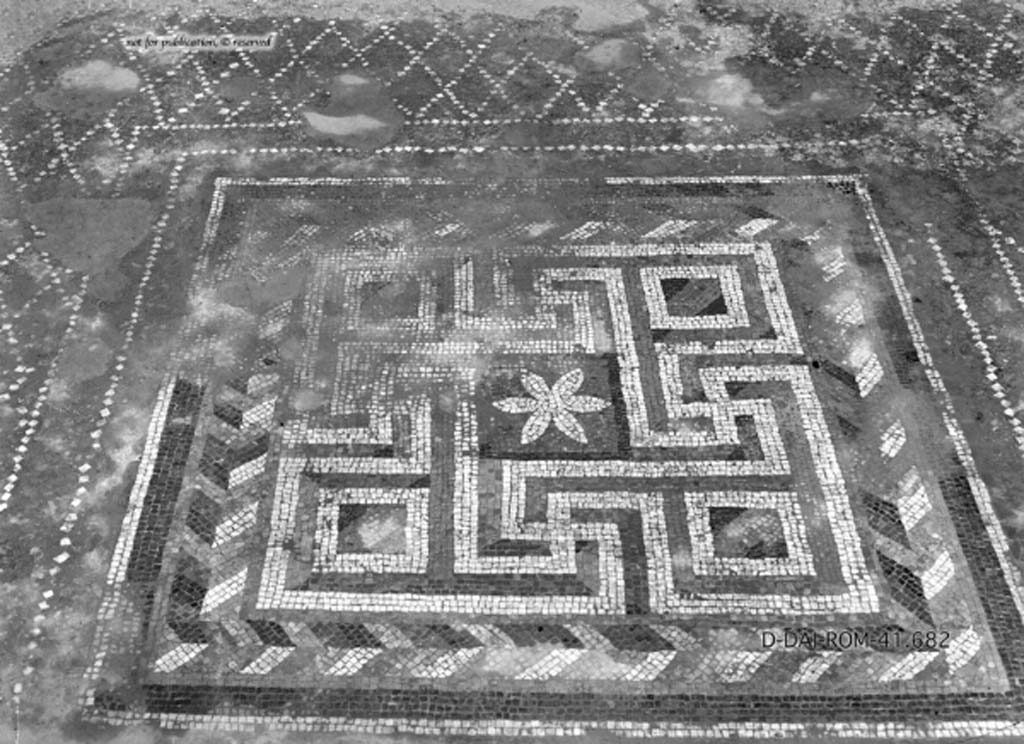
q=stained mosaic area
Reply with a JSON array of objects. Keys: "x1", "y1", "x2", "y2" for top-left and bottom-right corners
[{"x1": 80, "y1": 175, "x2": 1024, "y2": 736}]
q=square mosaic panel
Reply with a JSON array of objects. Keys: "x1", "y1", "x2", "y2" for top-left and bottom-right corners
[{"x1": 83, "y1": 176, "x2": 1024, "y2": 738}]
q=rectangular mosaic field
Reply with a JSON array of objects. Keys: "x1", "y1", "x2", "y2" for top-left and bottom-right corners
[{"x1": 83, "y1": 175, "x2": 1024, "y2": 738}]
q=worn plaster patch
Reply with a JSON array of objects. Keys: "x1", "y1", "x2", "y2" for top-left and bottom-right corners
[
  {"x1": 674, "y1": 71, "x2": 771, "y2": 128},
  {"x1": 336, "y1": 73, "x2": 371, "y2": 86},
  {"x1": 87, "y1": 402, "x2": 166, "y2": 518},
  {"x1": 648, "y1": 20, "x2": 756, "y2": 75},
  {"x1": 735, "y1": 63, "x2": 874, "y2": 122},
  {"x1": 982, "y1": 85, "x2": 1024, "y2": 136},
  {"x1": 291, "y1": 388, "x2": 327, "y2": 412},
  {"x1": 215, "y1": 262, "x2": 309, "y2": 312},
  {"x1": 31, "y1": 59, "x2": 140, "y2": 116},
  {"x1": 624, "y1": 66, "x2": 675, "y2": 101},
  {"x1": 178, "y1": 287, "x2": 259, "y2": 371},
  {"x1": 577, "y1": 38, "x2": 642, "y2": 72},
  {"x1": 52, "y1": 337, "x2": 113, "y2": 387},
  {"x1": 723, "y1": 0, "x2": 953, "y2": 29},
  {"x1": 303, "y1": 111, "x2": 389, "y2": 137},
  {"x1": 701, "y1": 72, "x2": 765, "y2": 110},
  {"x1": 84, "y1": 146, "x2": 124, "y2": 182},
  {"x1": 58, "y1": 59, "x2": 139, "y2": 93},
  {"x1": 302, "y1": 73, "x2": 403, "y2": 149},
  {"x1": 23, "y1": 198, "x2": 155, "y2": 275},
  {"x1": 433, "y1": 0, "x2": 648, "y2": 31}
]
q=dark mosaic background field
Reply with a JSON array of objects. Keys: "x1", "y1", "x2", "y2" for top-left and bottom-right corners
[{"x1": 2, "y1": 0, "x2": 1024, "y2": 742}]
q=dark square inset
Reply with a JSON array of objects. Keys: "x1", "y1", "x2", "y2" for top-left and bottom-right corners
[
  {"x1": 661, "y1": 277, "x2": 727, "y2": 317},
  {"x1": 360, "y1": 278, "x2": 420, "y2": 320},
  {"x1": 710, "y1": 507, "x2": 789, "y2": 559}
]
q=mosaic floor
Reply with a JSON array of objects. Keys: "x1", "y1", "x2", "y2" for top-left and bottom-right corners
[{"x1": 4, "y1": 2, "x2": 1024, "y2": 742}]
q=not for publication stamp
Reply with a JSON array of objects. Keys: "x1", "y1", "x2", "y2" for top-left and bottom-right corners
[{"x1": 122, "y1": 33, "x2": 276, "y2": 51}]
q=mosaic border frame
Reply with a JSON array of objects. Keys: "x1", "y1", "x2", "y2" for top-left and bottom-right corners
[{"x1": 81, "y1": 173, "x2": 1024, "y2": 739}]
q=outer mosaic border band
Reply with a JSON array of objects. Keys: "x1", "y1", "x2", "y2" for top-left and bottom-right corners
[{"x1": 81, "y1": 173, "x2": 1024, "y2": 738}]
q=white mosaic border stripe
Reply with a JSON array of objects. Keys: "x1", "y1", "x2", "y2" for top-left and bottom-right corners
[
  {"x1": 82, "y1": 373, "x2": 180, "y2": 706},
  {"x1": 24, "y1": 158, "x2": 195, "y2": 677},
  {"x1": 925, "y1": 227, "x2": 1024, "y2": 454},
  {"x1": 856, "y1": 182, "x2": 1024, "y2": 621},
  {"x1": 140, "y1": 713, "x2": 1024, "y2": 739}
]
